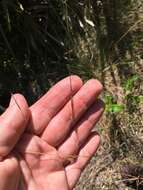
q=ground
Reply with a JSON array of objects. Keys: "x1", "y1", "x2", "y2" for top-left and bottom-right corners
[{"x1": 75, "y1": 57, "x2": 143, "y2": 190}]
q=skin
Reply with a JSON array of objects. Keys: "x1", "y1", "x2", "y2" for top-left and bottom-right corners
[{"x1": 0, "y1": 76, "x2": 104, "y2": 190}]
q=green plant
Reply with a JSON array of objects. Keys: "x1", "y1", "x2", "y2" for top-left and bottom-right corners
[
  {"x1": 105, "y1": 95, "x2": 125, "y2": 113},
  {"x1": 123, "y1": 74, "x2": 142, "y2": 112},
  {"x1": 123, "y1": 74, "x2": 140, "y2": 93}
]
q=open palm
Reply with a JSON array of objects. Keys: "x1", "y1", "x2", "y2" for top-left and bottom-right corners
[{"x1": 0, "y1": 76, "x2": 104, "y2": 190}]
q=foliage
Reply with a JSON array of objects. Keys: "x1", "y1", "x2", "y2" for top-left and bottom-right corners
[
  {"x1": 105, "y1": 95, "x2": 125, "y2": 113},
  {"x1": 1, "y1": 0, "x2": 141, "y2": 106},
  {"x1": 104, "y1": 73, "x2": 142, "y2": 113},
  {"x1": 123, "y1": 74, "x2": 140, "y2": 93},
  {"x1": 0, "y1": 1, "x2": 143, "y2": 189}
]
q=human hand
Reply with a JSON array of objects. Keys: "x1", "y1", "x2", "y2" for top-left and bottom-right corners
[{"x1": 0, "y1": 76, "x2": 104, "y2": 190}]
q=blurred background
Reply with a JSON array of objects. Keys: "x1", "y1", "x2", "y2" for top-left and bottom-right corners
[{"x1": 0, "y1": 0, "x2": 143, "y2": 189}]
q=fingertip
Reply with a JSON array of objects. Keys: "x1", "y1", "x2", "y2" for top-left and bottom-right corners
[
  {"x1": 90, "y1": 131, "x2": 101, "y2": 147},
  {"x1": 63, "y1": 75, "x2": 83, "y2": 92},
  {"x1": 69, "y1": 75, "x2": 83, "y2": 87},
  {"x1": 87, "y1": 79, "x2": 103, "y2": 93},
  {"x1": 83, "y1": 131, "x2": 101, "y2": 156},
  {"x1": 9, "y1": 93, "x2": 28, "y2": 107},
  {"x1": 0, "y1": 94, "x2": 30, "y2": 157},
  {"x1": 9, "y1": 93, "x2": 29, "y2": 121},
  {"x1": 96, "y1": 99, "x2": 105, "y2": 112}
]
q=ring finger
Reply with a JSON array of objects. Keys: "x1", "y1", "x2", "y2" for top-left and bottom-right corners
[{"x1": 58, "y1": 99, "x2": 104, "y2": 163}]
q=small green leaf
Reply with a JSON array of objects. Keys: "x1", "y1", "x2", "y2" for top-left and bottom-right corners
[
  {"x1": 124, "y1": 74, "x2": 140, "y2": 92},
  {"x1": 106, "y1": 104, "x2": 125, "y2": 113},
  {"x1": 138, "y1": 96, "x2": 143, "y2": 102},
  {"x1": 105, "y1": 95, "x2": 114, "y2": 104}
]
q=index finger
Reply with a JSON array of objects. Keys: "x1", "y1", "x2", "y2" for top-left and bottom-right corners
[
  {"x1": 28, "y1": 75, "x2": 83, "y2": 134},
  {"x1": 0, "y1": 94, "x2": 29, "y2": 157}
]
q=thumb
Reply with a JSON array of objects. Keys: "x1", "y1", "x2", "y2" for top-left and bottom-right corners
[{"x1": 0, "y1": 94, "x2": 30, "y2": 158}]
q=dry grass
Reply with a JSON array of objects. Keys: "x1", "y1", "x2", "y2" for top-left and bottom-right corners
[
  {"x1": 74, "y1": 48, "x2": 143, "y2": 190},
  {"x1": 0, "y1": 1, "x2": 143, "y2": 189},
  {"x1": 73, "y1": 3, "x2": 143, "y2": 188},
  {"x1": 75, "y1": 60, "x2": 143, "y2": 189}
]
